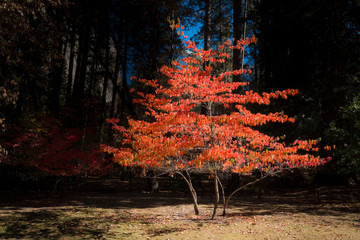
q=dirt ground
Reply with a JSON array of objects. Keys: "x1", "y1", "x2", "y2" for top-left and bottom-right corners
[{"x1": 0, "y1": 179, "x2": 359, "y2": 239}]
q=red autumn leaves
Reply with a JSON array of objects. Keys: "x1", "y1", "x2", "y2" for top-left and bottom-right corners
[{"x1": 103, "y1": 24, "x2": 325, "y2": 175}]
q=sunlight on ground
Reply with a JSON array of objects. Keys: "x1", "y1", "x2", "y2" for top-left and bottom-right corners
[{"x1": 0, "y1": 191, "x2": 359, "y2": 239}]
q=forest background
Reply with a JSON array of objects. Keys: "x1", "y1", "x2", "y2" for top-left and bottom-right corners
[{"x1": 1, "y1": 0, "x2": 360, "y2": 190}]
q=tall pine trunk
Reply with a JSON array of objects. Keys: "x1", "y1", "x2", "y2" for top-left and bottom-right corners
[
  {"x1": 66, "y1": 27, "x2": 76, "y2": 105},
  {"x1": 72, "y1": 24, "x2": 91, "y2": 127},
  {"x1": 204, "y1": 0, "x2": 212, "y2": 65},
  {"x1": 49, "y1": 40, "x2": 66, "y2": 116},
  {"x1": 202, "y1": 0, "x2": 212, "y2": 115},
  {"x1": 233, "y1": 0, "x2": 242, "y2": 82},
  {"x1": 108, "y1": 45, "x2": 122, "y2": 143},
  {"x1": 119, "y1": 19, "x2": 131, "y2": 123},
  {"x1": 99, "y1": 33, "x2": 110, "y2": 144},
  {"x1": 73, "y1": 24, "x2": 90, "y2": 101}
]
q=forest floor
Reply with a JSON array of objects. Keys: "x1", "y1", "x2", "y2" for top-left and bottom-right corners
[{"x1": 0, "y1": 178, "x2": 359, "y2": 239}]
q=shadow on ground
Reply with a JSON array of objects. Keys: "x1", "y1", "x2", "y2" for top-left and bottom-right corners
[{"x1": 0, "y1": 178, "x2": 359, "y2": 239}]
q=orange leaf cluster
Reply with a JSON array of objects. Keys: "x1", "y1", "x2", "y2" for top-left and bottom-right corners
[{"x1": 103, "y1": 24, "x2": 325, "y2": 174}]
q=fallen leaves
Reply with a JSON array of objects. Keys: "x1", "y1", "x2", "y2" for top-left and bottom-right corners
[{"x1": 1, "y1": 190, "x2": 360, "y2": 239}]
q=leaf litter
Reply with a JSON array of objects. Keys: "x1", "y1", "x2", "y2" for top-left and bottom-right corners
[{"x1": 0, "y1": 189, "x2": 359, "y2": 239}]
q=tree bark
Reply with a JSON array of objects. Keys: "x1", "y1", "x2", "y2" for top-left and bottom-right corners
[
  {"x1": 73, "y1": 39, "x2": 82, "y2": 100},
  {"x1": 48, "y1": 41, "x2": 66, "y2": 116},
  {"x1": 99, "y1": 33, "x2": 110, "y2": 144},
  {"x1": 119, "y1": 19, "x2": 130, "y2": 123},
  {"x1": 202, "y1": 0, "x2": 212, "y2": 115},
  {"x1": 233, "y1": 0, "x2": 242, "y2": 82},
  {"x1": 211, "y1": 172, "x2": 220, "y2": 219},
  {"x1": 108, "y1": 44, "x2": 122, "y2": 143},
  {"x1": 217, "y1": 175, "x2": 226, "y2": 212},
  {"x1": 109, "y1": 62, "x2": 122, "y2": 118},
  {"x1": 219, "y1": 0, "x2": 223, "y2": 44},
  {"x1": 77, "y1": 27, "x2": 90, "y2": 99},
  {"x1": 176, "y1": 170, "x2": 200, "y2": 215},
  {"x1": 241, "y1": 0, "x2": 248, "y2": 72},
  {"x1": 204, "y1": 0, "x2": 212, "y2": 68},
  {"x1": 66, "y1": 26, "x2": 76, "y2": 105},
  {"x1": 73, "y1": 24, "x2": 90, "y2": 100}
]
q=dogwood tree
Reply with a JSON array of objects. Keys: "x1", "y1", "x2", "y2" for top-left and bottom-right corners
[{"x1": 103, "y1": 22, "x2": 326, "y2": 218}]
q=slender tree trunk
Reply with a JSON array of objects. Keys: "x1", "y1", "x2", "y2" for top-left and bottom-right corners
[
  {"x1": 211, "y1": 172, "x2": 220, "y2": 219},
  {"x1": 204, "y1": 0, "x2": 212, "y2": 67},
  {"x1": 80, "y1": 113, "x2": 88, "y2": 151},
  {"x1": 217, "y1": 175, "x2": 226, "y2": 212},
  {"x1": 170, "y1": 10, "x2": 175, "y2": 62},
  {"x1": 99, "y1": 35, "x2": 110, "y2": 144},
  {"x1": 253, "y1": 39, "x2": 259, "y2": 86},
  {"x1": 122, "y1": 24, "x2": 128, "y2": 92},
  {"x1": 73, "y1": 41, "x2": 82, "y2": 100},
  {"x1": 233, "y1": 0, "x2": 242, "y2": 82},
  {"x1": 77, "y1": 27, "x2": 90, "y2": 99},
  {"x1": 150, "y1": 13, "x2": 160, "y2": 77},
  {"x1": 89, "y1": 56, "x2": 96, "y2": 97},
  {"x1": 48, "y1": 41, "x2": 66, "y2": 116},
  {"x1": 222, "y1": 172, "x2": 275, "y2": 216},
  {"x1": 219, "y1": 0, "x2": 223, "y2": 44},
  {"x1": 241, "y1": 0, "x2": 248, "y2": 72},
  {"x1": 108, "y1": 45, "x2": 122, "y2": 142},
  {"x1": 201, "y1": 0, "x2": 212, "y2": 115},
  {"x1": 176, "y1": 170, "x2": 200, "y2": 215},
  {"x1": 109, "y1": 70, "x2": 121, "y2": 120},
  {"x1": 119, "y1": 19, "x2": 130, "y2": 122},
  {"x1": 71, "y1": 24, "x2": 90, "y2": 128},
  {"x1": 73, "y1": 24, "x2": 90, "y2": 100},
  {"x1": 66, "y1": 27, "x2": 76, "y2": 105}
]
